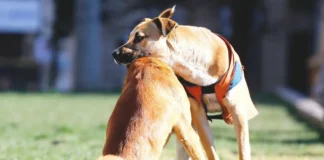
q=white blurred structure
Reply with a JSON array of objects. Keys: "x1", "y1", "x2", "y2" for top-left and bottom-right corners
[
  {"x1": 33, "y1": 0, "x2": 55, "y2": 91},
  {"x1": 0, "y1": 0, "x2": 40, "y2": 33},
  {"x1": 54, "y1": 34, "x2": 76, "y2": 92}
]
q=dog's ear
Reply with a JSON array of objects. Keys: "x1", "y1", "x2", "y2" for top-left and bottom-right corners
[
  {"x1": 152, "y1": 17, "x2": 178, "y2": 37},
  {"x1": 141, "y1": 18, "x2": 151, "y2": 23},
  {"x1": 158, "y1": 5, "x2": 176, "y2": 18}
]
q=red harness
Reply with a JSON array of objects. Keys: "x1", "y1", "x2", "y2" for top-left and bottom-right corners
[{"x1": 178, "y1": 35, "x2": 242, "y2": 124}]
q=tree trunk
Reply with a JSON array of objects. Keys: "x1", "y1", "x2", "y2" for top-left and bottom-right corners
[
  {"x1": 310, "y1": 0, "x2": 324, "y2": 106},
  {"x1": 230, "y1": 0, "x2": 257, "y2": 91}
]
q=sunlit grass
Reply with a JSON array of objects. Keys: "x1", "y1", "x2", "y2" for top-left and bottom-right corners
[{"x1": 0, "y1": 93, "x2": 323, "y2": 160}]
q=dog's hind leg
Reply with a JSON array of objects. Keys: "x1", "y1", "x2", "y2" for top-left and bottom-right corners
[
  {"x1": 173, "y1": 114, "x2": 206, "y2": 160},
  {"x1": 223, "y1": 78, "x2": 254, "y2": 160},
  {"x1": 224, "y1": 100, "x2": 251, "y2": 160}
]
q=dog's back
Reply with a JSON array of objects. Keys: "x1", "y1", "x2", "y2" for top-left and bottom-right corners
[{"x1": 102, "y1": 57, "x2": 190, "y2": 160}]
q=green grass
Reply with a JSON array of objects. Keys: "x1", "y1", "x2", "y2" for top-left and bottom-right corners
[{"x1": 0, "y1": 93, "x2": 323, "y2": 160}]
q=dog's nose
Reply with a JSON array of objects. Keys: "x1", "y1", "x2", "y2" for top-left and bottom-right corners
[{"x1": 112, "y1": 50, "x2": 120, "y2": 58}]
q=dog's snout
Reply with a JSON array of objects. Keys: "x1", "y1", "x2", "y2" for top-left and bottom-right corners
[
  {"x1": 112, "y1": 50, "x2": 120, "y2": 57},
  {"x1": 112, "y1": 49, "x2": 122, "y2": 64},
  {"x1": 112, "y1": 47, "x2": 138, "y2": 65}
]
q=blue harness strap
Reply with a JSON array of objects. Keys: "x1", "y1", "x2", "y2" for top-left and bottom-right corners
[{"x1": 229, "y1": 62, "x2": 243, "y2": 91}]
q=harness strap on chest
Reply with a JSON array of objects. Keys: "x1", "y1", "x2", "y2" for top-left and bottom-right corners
[
  {"x1": 177, "y1": 76, "x2": 222, "y2": 121},
  {"x1": 184, "y1": 86, "x2": 207, "y2": 112},
  {"x1": 178, "y1": 34, "x2": 240, "y2": 124},
  {"x1": 214, "y1": 34, "x2": 235, "y2": 124}
]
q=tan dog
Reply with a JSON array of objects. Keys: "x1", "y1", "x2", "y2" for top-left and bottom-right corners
[
  {"x1": 99, "y1": 57, "x2": 206, "y2": 160},
  {"x1": 112, "y1": 6, "x2": 259, "y2": 160}
]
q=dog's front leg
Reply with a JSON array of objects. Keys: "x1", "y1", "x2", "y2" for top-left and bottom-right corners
[
  {"x1": 190, "y1": 98, "x2": 220, "y2": 160},
  {"x1": 176, "y1": 141, "x2": 190, "y2": 160},
  {"x1": 224, "y1": 101, "x2": 251, "y2": 160},
  {"x1": 175, "y1": 98, "x2": 219, "y2": 160},
  {"x1": 173, "y1": 108, "x2": 207, "y2": 160}
]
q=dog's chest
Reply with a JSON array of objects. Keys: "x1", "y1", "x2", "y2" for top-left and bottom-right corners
[{"x1": 202, "y1": 93, "x2": 223, "y2": 112}]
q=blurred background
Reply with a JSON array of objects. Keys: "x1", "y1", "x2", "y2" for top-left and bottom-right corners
[
  {"x1": 0, "y1": 0, "x2": 323, "y2": 98},
  {"x1": 1, "y1": 0, "x2": 324, "y2": 159}
]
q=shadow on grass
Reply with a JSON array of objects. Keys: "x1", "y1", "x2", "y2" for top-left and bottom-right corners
[
  {"x1": 97, "y1": 123, "x2": 107, "y2": 130},
  {"x1": 55, "y1": 125, "x2": 74, "y2": 134},
  {"x1": 265, "y1": 93, "x2": 324, "y2": 142},
  {"x1": 281, "y1": 138, "x2": 323, "y2": 145},
  {"x1": 284, "y1": 106, "x2": 324, "y2": 142},
  {"x1": 228, "y1": 93, "x2": 324, "y2": 144},
  {"x1": 212, "y1": 125, "x2": 324, "y2": 145}
]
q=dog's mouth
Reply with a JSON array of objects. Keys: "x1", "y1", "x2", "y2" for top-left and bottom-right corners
[
  {"x1": 113, "y1": 52, "x2": 147, "y2": 65},
  {"x1": 114, "y1": 58, "x2": 134, "y2": 66},
  {"x1": 113, "y1": 58, "x2": 122, "y2": 65}
]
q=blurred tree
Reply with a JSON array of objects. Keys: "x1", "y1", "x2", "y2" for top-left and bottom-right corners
[
  {"x1": 230, "y1": 0, "x2": 256, "y2": 67},
  {"x1": 309, "y1": 0, "x2": 324, "y2": 104},
  {"x1": 287, "y1": 0, "x2": 316, "y2": 95},
  {"x1": 230, "y1": 0, "x2": 265, "y2": 92}
]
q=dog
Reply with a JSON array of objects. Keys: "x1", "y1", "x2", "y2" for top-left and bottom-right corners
[
  {"x1": 112, "y1": 6, "x2": 259, "y2": 160},
  {"x1": 97, "y1": 154, "x2": 124, "y2": 160},
  {"x1": 99, "y1": 57, "x2": 206, "y2": 160}
]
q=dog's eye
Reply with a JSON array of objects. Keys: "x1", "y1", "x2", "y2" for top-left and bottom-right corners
[{"x1": 134, "y1": 32, "x2": 145, "y2": 43}]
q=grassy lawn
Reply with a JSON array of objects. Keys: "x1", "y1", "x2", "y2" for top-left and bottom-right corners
[{"x1": 0, "y1": 93, "x2": 323, "y2": 160}]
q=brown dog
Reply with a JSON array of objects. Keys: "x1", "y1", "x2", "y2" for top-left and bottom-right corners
[
  {"x1": 112, "y1": 6, "x2": 259, "y2": 160},
  {"x1": 99, "y1": 57, "x2": 206, "y2": 160},
  {"x1": 97, "y1": 155, "x2": 124, "y2": 160}
]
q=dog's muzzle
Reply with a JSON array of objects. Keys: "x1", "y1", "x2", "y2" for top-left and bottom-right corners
[
  {"x1": 112, "y1": 49, "x2": 122, "y2": 64},
  {"x1": 112, "y1": 49, "x2": 139, "y2": 65}
]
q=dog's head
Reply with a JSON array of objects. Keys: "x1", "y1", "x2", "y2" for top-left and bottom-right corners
[{"x1": 112, "y1": 6, "x2": 178, "y2": 65}]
